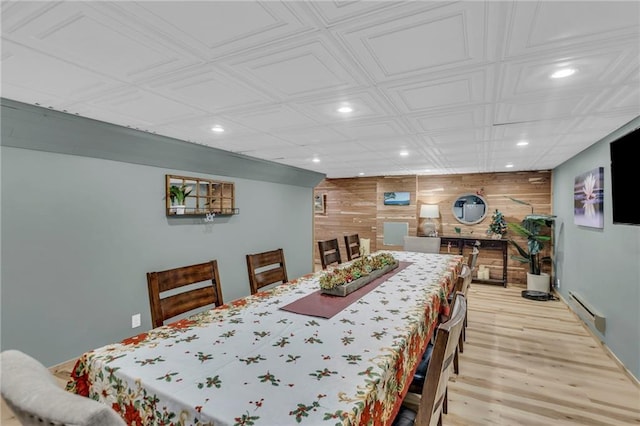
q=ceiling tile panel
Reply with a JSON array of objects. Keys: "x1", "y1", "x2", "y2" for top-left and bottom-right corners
[
  {"x1": 130, "y1": 1, "x2": 311, "y2": 58},
  {"x1": 86, "y1": 88, "x2": 205, "y2": 126},
  {"x1": 339, "y1": 2, "x2": 487, "y2": 81},
  {"x1": 386, "y1": 70, "x2": 487, "y2": 113},
  {"x1": 224, "y1": 104, "x2": 319, "y2": 132},
  {"x1": 274, "y1": 126, "x2": 350, "y2": 145},
  {"x1": 3, "y1": 2, "x2": 196, "y2": 81},
  {"x1": 333, "y1": 120, "x2": 409, "y2": 139},
  {"x1": 1, "y1": 40, "x2": 119, "y2": 102},
  {"x1": 409, "y1": 106, "x2": 487, "y2": 133},
  {"x1": 294, "y1": 89, "x2": 392, "y2": 123},
  {"x1": 506, "y1": 1, "x2": 640, "y2": 56},
  {"x1": 499, "y1": 47, "x2": 639, "y2": 101},
  {"x1": 495, "y1": 93, "x2": 594, "y2": 124},
  {"x1": 228, "y1": 37, "x2": 360, "y2": 97},
  {"x1": 148, "y1": 66, "x2": 273, "y2": 112}
]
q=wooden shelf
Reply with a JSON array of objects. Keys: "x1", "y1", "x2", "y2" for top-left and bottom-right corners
[{"x1": 166, "y1": 174, "x2": 238, "y2": 217}]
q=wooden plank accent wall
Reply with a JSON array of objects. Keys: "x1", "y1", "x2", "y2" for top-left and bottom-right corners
[
  {"x1": 314, "y1": 177, "x2": 378, "y2": 267},
  {"x1": 314, "y1": 170, "x2": 553, "y2": 285}
]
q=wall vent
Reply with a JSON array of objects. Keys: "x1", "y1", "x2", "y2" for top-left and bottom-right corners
[{"x1": 568, "y1": 291, "x2": 606, "y2": 334}]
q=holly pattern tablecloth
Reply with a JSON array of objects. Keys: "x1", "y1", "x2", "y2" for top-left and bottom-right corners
[{"x1": 67, "y1": 251, "x2": 463, "y2": 426}]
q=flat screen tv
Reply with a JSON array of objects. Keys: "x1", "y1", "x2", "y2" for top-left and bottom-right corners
[{"x1": 610, "y1": 125, "x2": 639, "y2": 225}]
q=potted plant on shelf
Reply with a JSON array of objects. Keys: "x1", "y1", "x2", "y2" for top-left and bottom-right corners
[
  {"x1": 169, "y1": 184, "x2": 192, "y2": 215},
  {"x1": 507, "y1": 214, "x2": 555, "y2": 292}
]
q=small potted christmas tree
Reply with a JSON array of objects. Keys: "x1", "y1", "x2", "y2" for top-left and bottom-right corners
[{"x1": 487, "y1": 209, "x2": 507, "y2": 239}]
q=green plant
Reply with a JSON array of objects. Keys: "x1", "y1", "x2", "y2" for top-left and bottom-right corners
[
  {"x1": 507, "y1": 216, "x2": 553, "y2": 275},
  {"x1": 318, "y1": 252, "x2": 396, "y2": 290},
  {"x1": 169, "y1": 184, "x2": 192, "y2": 205}
]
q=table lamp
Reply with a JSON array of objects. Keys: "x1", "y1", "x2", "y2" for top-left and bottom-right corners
[{"x1": 420, "y1": 204, "x2": 440, "y2": 237}]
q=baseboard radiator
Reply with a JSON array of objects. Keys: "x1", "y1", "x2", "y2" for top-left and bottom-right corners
[{"x1": 568, "y1": 291, "x2": 606, "y2": 334}]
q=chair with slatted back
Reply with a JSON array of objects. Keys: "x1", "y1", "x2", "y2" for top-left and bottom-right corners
[
  {"x1": 394, "y1": 294, "x2": 467, "y2": 426},
  {"x1": 452, "y1": 264, "x2": 472, "y2": 374},
  {"x1": 246, "y1": 248, "x2": 288, "y2": 295},
  {"x1": 318, "y1": 238, "x2": 342, "y2": 269},
  {"x1": 344, "y1": 234, "x2": 361, "y2": 261},
  {"x1": 410, "y1": 263, "x2": 470, "y2": 392},
  {"x1": 467, "y1": 244, "x2": 479, "y2": 274},
  {"x1": 147, "y1": 260, "x2": 224, "y2": 328}
]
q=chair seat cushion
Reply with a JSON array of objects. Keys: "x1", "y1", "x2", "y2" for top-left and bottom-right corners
[
  {"x1": 392, "y1": 406, "x2": 417, "y2": 426},
  {"x1": 411, "y1": 341, "x2": 434, "y2": 389}
]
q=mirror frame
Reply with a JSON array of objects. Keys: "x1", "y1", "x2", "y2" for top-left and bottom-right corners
[{"x1": 452, "y1": 193, "x2": 488, "y2": 225}]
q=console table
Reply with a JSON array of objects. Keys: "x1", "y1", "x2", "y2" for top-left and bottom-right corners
[{"x1": 440, "y1": 236, "x2": 508, "y2": 287}]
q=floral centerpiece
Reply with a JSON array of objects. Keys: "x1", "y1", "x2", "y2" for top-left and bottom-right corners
[
  {"x1": 486, "y1": 209, "x2": 507, "y2": 239},
  {"x1": 319, "y1": 252, "x2": 397, "y2": 295}
]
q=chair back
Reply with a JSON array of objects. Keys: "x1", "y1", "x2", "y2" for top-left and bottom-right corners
[
  {"x1": 344, "y1": 234, "x2": 361, "y2": 261},
  {"x1": 246, "y1": 248, "x2": 288, "y2": 294},
  {"x1": 403, "y1": 236, "x2": 441, "y2": 253},
  {"x1": 414, "y1": 294, "x2": 467, "y2": 426},
  {"x1": 0, "y1": 350, "x2": 126, "y2": 426},
  {"x1": 467, "y1": 247, "x2": 479, "y2": 271},
  {"x1": 452, "y1": 264, "x2": 472, "y2": 304},
  {"x1": 147, "y1": 260, "x2": 223, "y2": 328},
  {"x1": 318, "y1": 238, "x2": 342, "y2": 269}
]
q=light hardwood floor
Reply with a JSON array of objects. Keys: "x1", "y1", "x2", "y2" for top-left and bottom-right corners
[{"x1": 2, "y1": 283, "x2": 638, "y2": 425}]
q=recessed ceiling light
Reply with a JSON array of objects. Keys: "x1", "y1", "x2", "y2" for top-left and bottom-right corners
[
  {"x1": 400, "y1": 150, "x2": 409, "y2": 157},
  {"x1": 312, "y1": 157, "x2": 320, "y2": 163},
  {"x1": 358, "y1": 172, "x2": 365, "y2": 176},
  {"x1": 551, "y1": 68, "x2": 576, "y2": 79},
  {"x1": 337, "y1": 106, "x2": 353, "y2": 113},
  {"x1": 211, "y1": 125, "x2": 225, "y2": 133},
  {"x1": 517, "y1": 141, "x2": 529, "y2": 146},
  {"x1": 505, "y1": 163, "x2": 514, "y2": 168}
]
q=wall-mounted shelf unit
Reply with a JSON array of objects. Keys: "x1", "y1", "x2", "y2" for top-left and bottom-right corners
[{"x1": 166, "y1": 174, "x2": 238, "y2": 216}]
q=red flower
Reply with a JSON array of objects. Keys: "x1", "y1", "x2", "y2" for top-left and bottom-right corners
[
  {"x1": 123, "y1": 401, "x2": 143, "y2": 425},
  {"x1": 167, "y1": 319, "x2": 195, "y2": 329},
  {"x1": 121, "y1": 333, "x2": 148, "y2": 346},
  {"x1": 71, "y1": 372, "x2": 90, "y2": 396},
  {"x1": 232, "y1": 299, "x2": 248, "y2": 307}
]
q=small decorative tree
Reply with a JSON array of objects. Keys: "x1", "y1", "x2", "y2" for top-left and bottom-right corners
[{"x1": 487, "y1": 209, "x2": 507, "y2": 238}]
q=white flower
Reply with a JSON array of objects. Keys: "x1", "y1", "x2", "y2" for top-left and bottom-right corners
[{"x1": 582, "y1": 173, "x2": 598, "y2": 216}]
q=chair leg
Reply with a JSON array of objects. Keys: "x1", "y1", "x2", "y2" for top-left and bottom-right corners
[
  {"x1": 453, "y1": 347, "x2": 459, "y2": 374},
  {"x1": 443, "y1": 387, "x2": 448, "y2": 414},
  {"x1": 459, "y1": 331, "x2": 464, "y2": 354}
]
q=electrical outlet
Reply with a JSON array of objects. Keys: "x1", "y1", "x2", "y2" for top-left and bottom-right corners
[{"x1": 131, "y1": 313, "x2": 141, "y2": 328}]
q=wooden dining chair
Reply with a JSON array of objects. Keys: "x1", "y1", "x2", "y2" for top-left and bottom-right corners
[
  {"x1": 246, "y1": 248, "x2": 288, "y2": 294},
  {"x1": 318, "y1": 238, "x2": 342, "y2": 269},
  {"x1": 452, "y1": 264, "x2": 472, "y2": 374},
  {"x1": 344, "y1": 234, "x2": 362, "y2": 261},
  {"x1": 395, "y1": 294, "x2": 467, "y2": 426},
  {"x1": 147, "y1": 260, "x2": 223, "y2": 328}
]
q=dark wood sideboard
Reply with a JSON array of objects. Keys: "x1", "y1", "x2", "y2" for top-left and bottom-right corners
[{"x1": 440, "y1": 236, "x2": 508, "y2": 287}]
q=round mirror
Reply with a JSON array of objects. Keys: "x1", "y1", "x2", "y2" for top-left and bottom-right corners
[{"x1": 452, "y1": 193, "x2": 488, "y2": 224}]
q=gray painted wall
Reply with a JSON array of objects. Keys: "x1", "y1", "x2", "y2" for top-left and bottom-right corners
[
  {"x1": 553, "y1": 116, "x2": 640, "y2": 380},
  {"x1": 1, "y1": 101, "x2": 324, "y2": 367}
]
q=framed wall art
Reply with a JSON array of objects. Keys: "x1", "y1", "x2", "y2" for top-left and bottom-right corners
[
  {"x1": 574, "y1": 167, "x2": 604, "y2": 228},
  {"x1": 314, "y1": 193, "x2": 326, "y2": 215}
]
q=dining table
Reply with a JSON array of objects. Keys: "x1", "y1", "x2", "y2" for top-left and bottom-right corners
[{"x1": 67, "y1": 251, "x2": 463, "y2": 426}]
